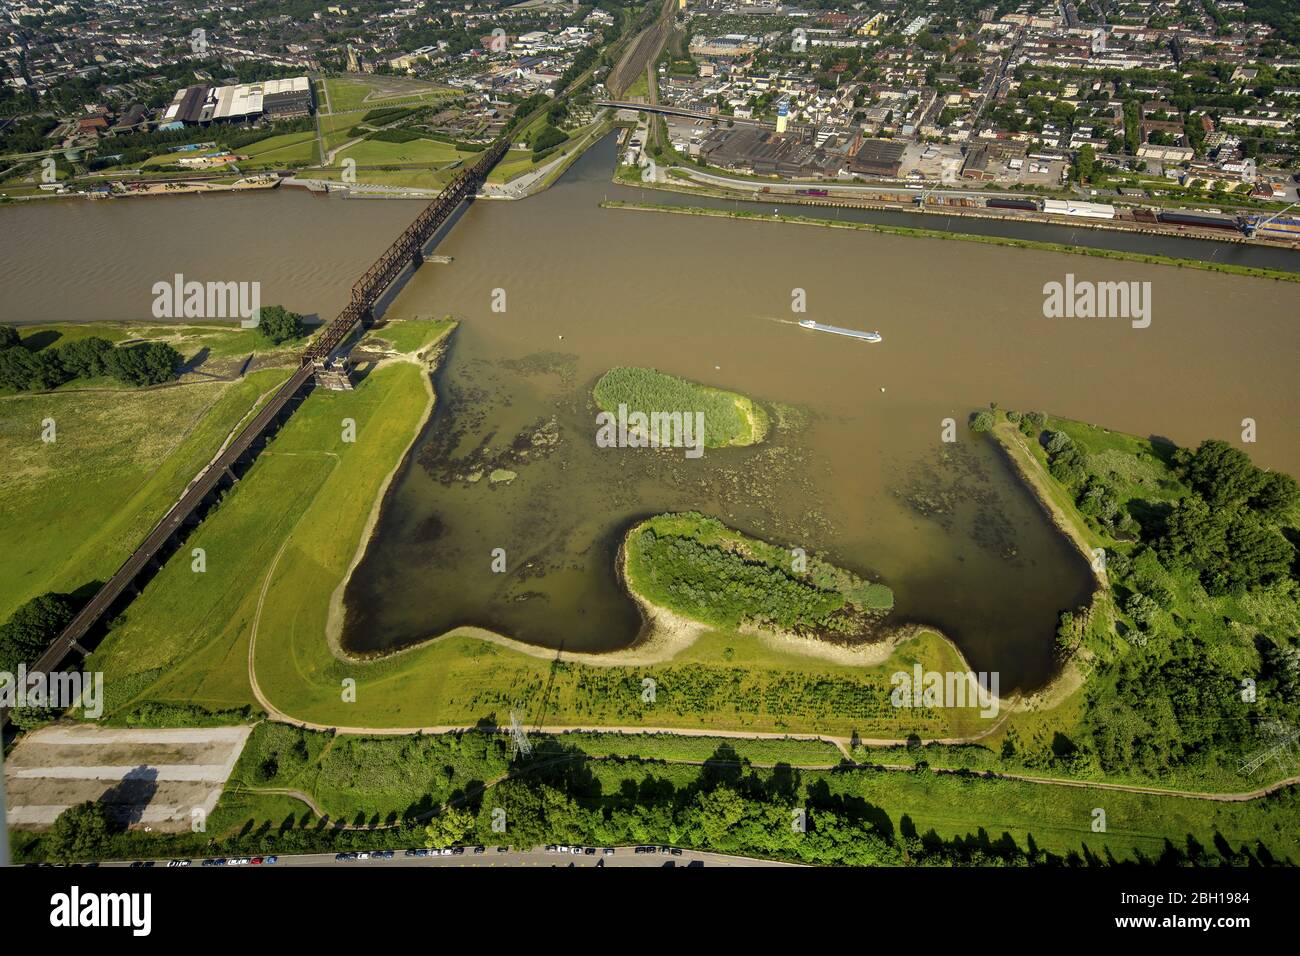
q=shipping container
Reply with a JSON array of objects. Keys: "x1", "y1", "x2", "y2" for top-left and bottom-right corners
[
  {"x1": 1157, "y1": 210, "x2": 1241, "y2": 230},
  {"x1": 987, "y1": 197, "x2": 1039, "y2": 212}
]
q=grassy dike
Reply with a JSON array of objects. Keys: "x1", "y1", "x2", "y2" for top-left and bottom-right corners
[{"x1": 600, "y1": 200, "x2": 1300, "y2": 284}]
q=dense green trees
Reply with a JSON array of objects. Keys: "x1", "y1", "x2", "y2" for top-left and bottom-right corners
[
  {"x1": 423, "y1": 806, "x2": 476, "y2": 849},
  {"x1": 44, "y1": 802, "x2": 112, "y2": 865},
  {"x1": 1158, "y1": 440, "x2": 1296, "y2": 596},
  {"x1": 102, "y1": 342, "x2": 182, "y2": 387},
  {"x1": 256, "y1": 304, "x2": 306, "y2": 345},
  {"x1": 0, "y1": 592, "x2": 76, "y2": 673},
  {"x1": 629, "y1": 515, "x2": 891, "y2": 637},
  {"x1": 530, "y1": 123, "x2": 567, "y2": 157},
  {"x1": 0, "y1": 334, "x2": 180, "y2": 391},
  {"x1": 1084, "y1": 633, "x2": 1255, "y2": 777},
  {"x1": 1072, "y1": 144, "x2": 1096, "y2": 184}
]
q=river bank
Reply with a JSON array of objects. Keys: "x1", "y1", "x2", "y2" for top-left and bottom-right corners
[{"x1": 601, "y1": 199, "x2": 1300, "y2": 283}]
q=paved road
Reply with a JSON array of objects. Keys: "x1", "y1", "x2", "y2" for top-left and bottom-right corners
[{"x1": 103, "y1": 846, "x2": 793, "y2": 868}]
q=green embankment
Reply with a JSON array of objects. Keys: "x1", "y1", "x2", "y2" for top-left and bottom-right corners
[
  {"x1": 593, "y1": 366, "x2": 769, "y2": 448},
  {"x1": 88, "y1": 327, "x2": 453, "y2": 717},
  {"x1": 626, "y1": 512, "x2": 895, "y2": 637}
]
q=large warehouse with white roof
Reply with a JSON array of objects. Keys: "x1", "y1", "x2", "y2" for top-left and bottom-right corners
[{"x1": 164, "y1": 76, "x2": 314, "y2": 125}]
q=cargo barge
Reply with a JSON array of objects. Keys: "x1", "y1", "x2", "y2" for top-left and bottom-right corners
[{"x1": 798, "y1": 319, "x2": 882, "y2": 342}]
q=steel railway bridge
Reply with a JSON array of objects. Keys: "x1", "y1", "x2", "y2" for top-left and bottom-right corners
[{"x1": 11, "y1": 138, "x2": 509, "y2": 704}]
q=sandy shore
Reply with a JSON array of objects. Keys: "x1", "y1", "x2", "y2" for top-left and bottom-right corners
[{"x1": 325, "y1": 325, "x2": 453, "y2": 660}]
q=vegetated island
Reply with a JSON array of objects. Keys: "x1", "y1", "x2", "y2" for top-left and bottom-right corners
[
  {"x1": 593, "y1": 366, "x2": 770, "y2": 448},
  {"x1": 625, "y1": 512, "x2": 894, "y2": 642}
]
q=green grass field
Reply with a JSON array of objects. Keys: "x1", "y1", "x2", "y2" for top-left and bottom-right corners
[
  {"x1": 593, "y1": 366, "x2": 769, "y2": 447},
  {"x1": 322, "y1": 76, "x2": 454, "y2": 114},
  {"x1": 363, "y1": 317, "x2": 455, "y2": 354},
  {"x1": 192, "y1": 725, "x2": 1300, "y2": 864},
  {"x1": 318, "y1": 112, "x2": 361, "y2": 153},
  {"x1": 240, "y1": 131, "x2": 319, "y2": 168},
  {"x1": 486, "y1": 148, "x2": 541, "y2": 183},
  {"x1": 0, "y1": 366, "x2": 291, "y2": 620},
  {"x1": 334, "y1": 136, "x2": 471, "y2": 168}
]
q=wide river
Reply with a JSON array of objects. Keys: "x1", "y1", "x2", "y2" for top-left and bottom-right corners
[{"x1": 3, "y1": 134, "x2": 1297, "y2": 690}]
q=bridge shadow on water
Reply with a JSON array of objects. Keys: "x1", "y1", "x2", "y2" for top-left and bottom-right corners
[{"x1": 369, "y1": 196, "x2": 478, "y2": 324}]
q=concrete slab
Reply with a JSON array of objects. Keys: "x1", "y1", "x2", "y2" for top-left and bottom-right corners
[{"x1": 4, "y1": 723, "x2": 252, "y2": 833}]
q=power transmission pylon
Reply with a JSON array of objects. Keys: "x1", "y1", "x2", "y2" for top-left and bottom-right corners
[
  {"x1": 508, "y1": 707, "x2": 532, "y2": 760},
  {"x1": 1238, "y1": 720, "x2": 1299, "y2": 777}
]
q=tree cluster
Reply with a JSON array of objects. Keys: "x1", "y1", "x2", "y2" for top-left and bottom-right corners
[{"x1": 0, "y1": 328, "x2": 181, "y2": 391}]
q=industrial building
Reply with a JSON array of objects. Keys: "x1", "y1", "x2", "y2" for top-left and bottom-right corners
[
  {"x1": 1043, "y1": 198, "x2": 1116, "y2": 219},
  {"x1": 848, "y1": 138, "x2": 907, "y2": 177},
  {"x1": 164, "y1": 76, "x2": 314, "y2": 126},
  {"x1": 697, "y1": 126, "x2": 847, "y2": 178}
]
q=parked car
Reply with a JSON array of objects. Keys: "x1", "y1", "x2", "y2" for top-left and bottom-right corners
[
  {"x1": 265, "y1": 856, "x2": 278, "y2": 865},
  {"x1": 584, "y1": 847, "x2": 596, "y2": 855},
  {"x1": 250, "y1": 857, "x2": 263, "y2": 865},
  {"x1": 603, "y1": 848, "x2": 615, "y2": 856},
  {"x1": 670, "y1": 848, "x2": 683, "y2": 856},
  {"x1": 473, "y1": 845, "x2": 486, "y2": 854}
]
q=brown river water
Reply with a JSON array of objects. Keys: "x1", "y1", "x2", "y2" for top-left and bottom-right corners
[{"x1": 3, "y1": 134, "x2": 1297, "y2": 690}]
